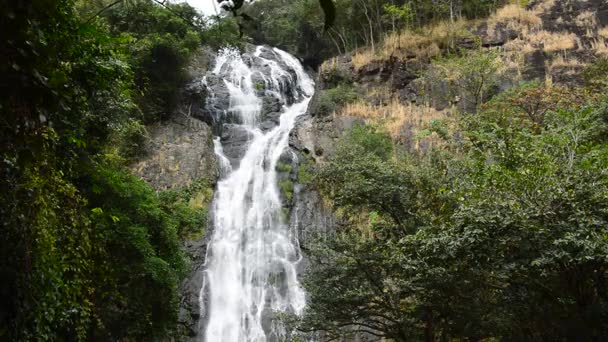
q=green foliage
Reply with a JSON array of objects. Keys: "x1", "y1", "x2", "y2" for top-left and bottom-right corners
[
  {"x1": 383, "y1": 3, "x2": 414, "y2": 29},
  {"x1": 316, "y1": 84, "x2": 358, "y2": 115},
  {"x1": 297, "y1": 155, "x2": 315, "y2": 185},
  {"x1": 86, "y1": 165, "x2": 187, "y2": 340},
  {"x1": 322, "y1": 64, "x2": 352, "y2": 88},
  {"x1": 583, "y1": 57, "x2": 608, "y2": 91},
  {"x1": 200, "y1": 15, "x2": 243, "y2": 50},
  {"x1": 276, "y1": 161, "x2": 293, "y2": 173},
  {"x1": 314, "y1": 125, "x2": 410, "y2": 228},
  {"x1": 4, "y1": 166, "x2": 95, "y2": 341},
  {"x1": 244, "y1": 0, "x2": 330, "y2": 63},
  {"x1": 113, "y1": 118, "x2": 151, "y2": 161},
  {"x1": 244, "y1": 0, "x2": 507, "y2": 62},
  {"x1": 302, "y1": 85, "x2": 608, "y2": 340},
  {"x1": 280, "y1": 178, "x2": 295, "y2": 202},
  {"x1": 100, "y1": 0, "x2": 203, "y2": 122},
  {"x1": 429, "y1": 48, "x2": 503, "y2": 111},
  {"x1": 75, "y1": 1, "x2": 245, "y2": 124},
  {"x1": 0, "y1": 0, "x2": 212, "y2": 339},
  {"x1": 418, "y1": 118, "x2": 449, "y2": 140},
  {"x1": 0, "y1": 0, "x2": 134, "y2": 337},
  {"x1": 158, "y1": 178, "x2": 214, "y2": 240},
  {"x1": 343, "y1": 124, "x2": 394, "y2": 160}
]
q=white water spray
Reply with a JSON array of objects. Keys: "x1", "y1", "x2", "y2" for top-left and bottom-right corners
[{"x1": 201, "y1": 46, "x2": 314, "y2": 342}]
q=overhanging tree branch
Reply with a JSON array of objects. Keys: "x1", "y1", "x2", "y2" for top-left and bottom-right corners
[{"x1": 82, "y1": 0, "x2": 202, "y2": 30}]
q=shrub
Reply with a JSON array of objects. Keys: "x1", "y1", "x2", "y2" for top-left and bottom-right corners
[
  {"x1": 583, "y1": 58, "x2": 608, "y2": 91},
  {"x1": 428, "y1": 48, "x2": 504, "y2": 111},
  {"x1": 158, "y1": 178, "x2": 214, "y2": 240},
  {"x1": 118, "y1": 119, "x2": 150, "y2": 160},
  {"x1": 316, "y1": 84, "x2": 358, "y2": 115}
]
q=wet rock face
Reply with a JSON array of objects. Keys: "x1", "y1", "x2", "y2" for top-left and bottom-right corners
[
  {"x1": 287, "y1": 82, "x2": 363, "y2": 249},
  {"x1": 195, "y1": 44, "x2": 314, "y2": 210},
  {"x1": 159, "y1": 47, "x2": 314, "y2": 341},
  {"x1": 131, "y1": 116, "x2": 217, "y2": 338},
  {"x1": 195, "y1": 74, "x2": 232, "y2": 128},
  {"x1": 219, "y1": 124, "x2": 254, "y2": 168},
  {"x1": 181, "y1": 45, "x2": 310, "y2": 171},
  {"x1": 131, "y1": 116, "x2": 219, "y2": 191},
  {"x1": 179, "y1": 237, "x2": 208, "y2": 338},
  {"x1": 204, "y1": 45, "x2": 298, "y2": 129}
]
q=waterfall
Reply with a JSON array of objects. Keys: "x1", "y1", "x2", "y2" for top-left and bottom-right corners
[{"x1": 200, "y1": 46, "x2": 314, "y2": 341}]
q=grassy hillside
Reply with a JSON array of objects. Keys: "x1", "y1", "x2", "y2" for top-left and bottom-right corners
[{"x1": 296, "y1": 0, "x2": 608, "y2": 340}]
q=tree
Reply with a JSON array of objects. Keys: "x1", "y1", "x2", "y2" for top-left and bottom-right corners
[
  {"x1": 429, "y1": 48, "x2": 504, "y2": 111},
  {"x1": 0, "y1": 1, "x2": 205, "y2": 339},
  {"x1": 300, "y1": 85, "x2": 608, "y2": 340}
]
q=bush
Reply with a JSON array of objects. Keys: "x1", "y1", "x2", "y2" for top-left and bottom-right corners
[
  {"x1": 86, "y1": 165, "x2": 187, "y2": 340},
  {"x1": 583, "y1": 58, "x2": 608, "y2": 91},
  {"x1": 158, "y1": 178, "x2": 214, "y2": 240},
  {"x1": 302, "y1": 88, "x2": 608, "y2": 341},
  {"x1": 118, "y1": 119, "x2": 150, "y2": 160},
  {"x1": 102, "y1": 1, "x2": 202, "y2": 123},
  {"x1": 316, "y1": 84, "x2": 358, "y2": 115},
  {"x1": 321, "y1": 64, "x2": 352, "y2": 88},
  {"x1": 200, "y1": 15, "x2": 244, "y2": 50},
  {"x1": 426, "y1": 48, "x2": 503, "y2": 111}
]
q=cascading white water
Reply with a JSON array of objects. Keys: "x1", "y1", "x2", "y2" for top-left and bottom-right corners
[{"x1": 202, "y1": 46, "x2": 314, "y2": 342}]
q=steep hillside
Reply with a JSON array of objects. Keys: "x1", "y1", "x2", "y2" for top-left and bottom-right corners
[
  {"x1": 294, "y1": 0, "x2": 608, "y2": 157},
  {"x1": 287, "y1": 0, "x2": 608, "y2": 340}
]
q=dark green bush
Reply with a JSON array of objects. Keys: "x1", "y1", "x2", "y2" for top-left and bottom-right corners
[
  {"x1": 583, "y1": 58, "x2": 608, "y2": 91},
  {"x1": 316, "y1": 84, "x2": 358, "y2": 115},
  {"x1": 303, "y1": 87, "x2": 608, "y2": 341},
  {"x1": 86, "y1": 165, "x2": 187, "y2": 340}
]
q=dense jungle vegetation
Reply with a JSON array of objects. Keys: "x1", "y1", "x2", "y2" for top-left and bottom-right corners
[
  {"x1": 242, "y1": 0, "x2": 509, "y2": 65},
  {"x1": 302, "y1": 79, "x2": 608, "y2": 340},
  {"x1": 293, "y1": 0, "x2": 608, "y2": 338},
  {"x1": 2, "y1": 0, "x2": 608, "y2": 341},
  {"x1": 0, "y1": 0, "x2": 239, "y2": 339}
]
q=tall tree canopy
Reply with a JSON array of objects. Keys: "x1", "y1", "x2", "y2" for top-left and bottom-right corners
[
  {"x1": 302, "y1": 80, "x2": 608, "y2": 340},
  {"x1": 0, "y1": 0, "x2": 233, "y2": 339}
]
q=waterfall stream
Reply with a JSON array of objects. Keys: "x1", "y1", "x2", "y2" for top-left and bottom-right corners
[{"x1": 200, "y1": 46, "x2": 314, "y2": 341}]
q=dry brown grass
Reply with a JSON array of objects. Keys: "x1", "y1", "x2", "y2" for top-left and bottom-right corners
[
  {"x1": 384, "y1": 20, "x2": 469, "y2": 56},
  {"x1": 364, "y1": 85, "x2": 393, "y2": 103},
  {"x1": 575, "y1": 11, "x2": 597, "y2": 37},
  {"x1": 550, "y1": 55, "x2": 583, "y2": 70},
  {"x1": 319, "y1": 57, "x2": 339, "y2": 74},
  {"x1": 350, "y1": 1, "x2": 570, "y2": 71},
  {"x1": 382, "y1": 31, "x2": 441, "y2": 59},
  {"x1": 531, "y1": 0, "x2": 556, "y2": 15},
  {"x1": 493, "y1": 4, "x2": 542, "y2": 25},
  {"x1": 592, "y1": 38, "x2": 608, "y2": 56},
  {"x1": 487, "y1": 4, "x2": 542, "y2": 37},
  {"x1": 502, "y1": 38, "x2": 533, "y2": 79},
  {"x1": 337, "y1": 99, "x2": 451, "y2": 151},
  {"x1": 528, "y1": 30, "x2": 578, "y2": 52},
  {"x1": 504, "y1": 38, "x2": 536, "y2": 54},
  {"x1": 349, "y1": 0, "x2": 588, "y2": 90},
  {"x1": 351, "y1": 20, "x2": 469, "y2": 69},
  {"x1": 599, "y1": 27, "x2": 608, "y2": 39},
  {"x1": 351, "y1": 49, "x2": 377, "y2": 70}
]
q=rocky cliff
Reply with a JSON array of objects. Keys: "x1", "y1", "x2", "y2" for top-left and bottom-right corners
[
  {"x1": 290, "y1": 0, "x2": 608, "y2": 159},
  {"x1": 131, "y1": 0, "x2": 608, "y2": 337},
  {"x1": 131, "y1": 44, "x2": 330, "y2": 338}
]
